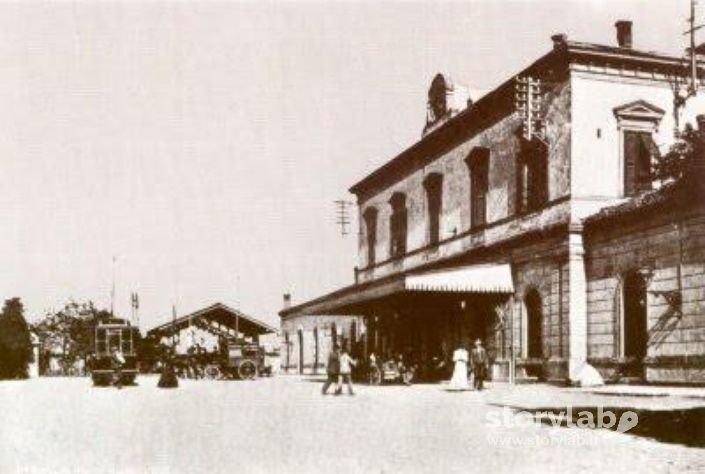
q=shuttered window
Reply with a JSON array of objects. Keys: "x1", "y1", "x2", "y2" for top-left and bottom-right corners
[
  {"x1": 624, "y1": 131, "x2": 655, "y2": 196},
  {"x1": 363, "y1": 208, "x2": 378, "y2": 266},
  {"x1": 517, "y1": 141, "x2": 548, "y2": 214},
  {"x1": 389, "y1": 193, "x2": 407, "y2": 258},
  {"x1": 469, "y1": 152, "x2": 489, "y2": 227},
  {"x1": 423, "y1": 174, "x2": 443, "y2": 245}
]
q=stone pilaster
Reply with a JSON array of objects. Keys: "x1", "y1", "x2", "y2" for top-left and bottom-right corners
[{"x1": 568, "y1": 222, "x2": 588, "y2": 381}]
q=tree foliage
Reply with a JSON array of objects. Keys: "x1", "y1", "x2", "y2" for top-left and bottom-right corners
[
  {"x1": 653, "y1": 123, "x2": 705, "y2": 183},
  {"x1": 0, "y1": 297, "x2": 32, "y2": 379},
  {"x1": 32, "y1": 300, "x2": 114, "y2": 373}
]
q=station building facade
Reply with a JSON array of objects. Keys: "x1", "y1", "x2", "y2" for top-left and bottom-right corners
[{"x1": 280, "y1": 22, "x2": 705, "y2": 384}]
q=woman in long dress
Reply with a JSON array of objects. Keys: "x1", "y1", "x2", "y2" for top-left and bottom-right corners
[{"x1": 447, "y1": 345, "x2": 469, "y2": 391}]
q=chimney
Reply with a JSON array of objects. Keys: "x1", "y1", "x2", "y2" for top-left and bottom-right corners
[
  {"x1": 282, "y1": 293, "x2": 291, "y2": 310},
  {"x1": 615, "y1": 20, "x2": 632, "y2": 48},
  {"x1": 551, "y1": 33, "x2": 568, "y2": 51}
]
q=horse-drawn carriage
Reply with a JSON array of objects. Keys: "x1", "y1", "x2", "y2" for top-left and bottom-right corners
[
  {"x1": 221, "y1": 342, "x2": 272, "y2": 380},
  {"x1": 172, "y1": 341, "x2": 272, "y2": 380}
]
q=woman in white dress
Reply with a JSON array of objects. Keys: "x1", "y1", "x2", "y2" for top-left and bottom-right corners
[{"x1": 447, "y1": 345, "x2": 469, "y2": 391}]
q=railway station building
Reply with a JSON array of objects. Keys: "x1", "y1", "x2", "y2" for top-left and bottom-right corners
[{"x1": 280, "y1": 22, "x2": 705, "y2": 385}]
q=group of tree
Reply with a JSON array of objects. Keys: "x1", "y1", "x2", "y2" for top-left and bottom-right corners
[{"x1": 32, "y1": 301, "x2": 117, "y2": 374}]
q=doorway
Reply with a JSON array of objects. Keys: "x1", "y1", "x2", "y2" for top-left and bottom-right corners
[
  {"x1": 525, "y1": 290, "x2": 543, "y2": 359},
  {"x1": 623, "y1": 271, "x2": 647, "y2": 377}
]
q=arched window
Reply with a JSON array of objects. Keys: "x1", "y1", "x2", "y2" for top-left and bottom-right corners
[
  {"x1": 423, "y1": 173, "x2": 443, "y2": 245},
  {"x1": 363, "y1": 207, "x2": 378, "y2": 266},
  {"x1": 465, "y1": 148, "x2": 490, "y2": 227},
  {"x1": 517, "y1": 139, "x2": 548, "y2": 214},
  {"x1": 389, "y1": 192, "x2": 407, "y2": 258},
  {"x1": 525, "y1": 289, "x2": 543, "y2": 359}
]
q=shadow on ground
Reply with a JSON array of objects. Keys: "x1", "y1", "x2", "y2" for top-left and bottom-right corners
[{"x1": 524, "y1": 406, "x2": 705, "y2": 447}]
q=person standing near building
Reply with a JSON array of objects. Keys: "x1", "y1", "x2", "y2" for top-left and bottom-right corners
[
  {"x1": 447, "y1": 343, "x2": 469, "y2": 391},
  {"x1": 321, "y1": 344, "x2": 340, "y2": 395},
  {"x1": 337, "y1": 346, "x2": 356, "y2": 395},
  {"x1": 470, "y1": 339, "x2": 489, "y2": 391}
]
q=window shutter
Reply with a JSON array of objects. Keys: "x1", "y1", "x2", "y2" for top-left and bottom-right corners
[
  {"x1": 472, "y1": 158, "x2": 488, "y2": 226},
  {"x1": 399, "y1": 208, "x2": 407, "y2": 254},
  {"x1": 537, "y1": 151, "x2": 548, "y2": 205},
  {"x1": 476, "y1": 191, "x2": 486, "y2": 226},
  {"x1": 516, "y1": 160, "x2": 525, "y2": 213},
  {"x1": 623, "y1": 131, "x2": 639, "y2": 196},
  {"x1": 636, "y1": 133, "x2": 656, "y2": 192}
]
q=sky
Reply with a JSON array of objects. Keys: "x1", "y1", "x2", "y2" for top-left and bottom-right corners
[{"x1": 0, "y1": 0, "x2": 696, "y2": 328}]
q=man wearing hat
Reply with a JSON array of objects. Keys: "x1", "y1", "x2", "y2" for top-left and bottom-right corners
[
  {"x1": 321, "y1": 344, "x2": 341, "y2": 395},
  {"x1": 470, "y1": 339, "x2": 489, "y2": 391}
]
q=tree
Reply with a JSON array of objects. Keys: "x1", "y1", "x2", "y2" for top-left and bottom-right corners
[
  {"x1": 32, "y1": 300, "x2": 114, "y2": 374},
  {"x1": 0, "y1": 298, "x2": 32, "y2": 379},
  {"x1": 653, "y1": 123, "x2": 705, "y2": 183}
]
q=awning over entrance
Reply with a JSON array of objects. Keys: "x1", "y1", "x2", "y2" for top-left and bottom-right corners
[
  {"x1": 280, "y1": 263, "x2": 514, "y2": 317},
  {"x1": 405, "y1": 264, "x2": 514, "y2": 293}
]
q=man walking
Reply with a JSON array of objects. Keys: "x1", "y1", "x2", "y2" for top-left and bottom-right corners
[
  {"x1": 337, "y1": 345, "x2": 356, "y2": 395},
  {"x1": 322, "y1": 344, "x2": 340, "y2": 395},
  {"x1": 470, "y1": 339, "x2": 489, "y2": 391}
]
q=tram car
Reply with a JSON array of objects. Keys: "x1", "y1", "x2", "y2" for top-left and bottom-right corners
[{"x1": 90, "y1": 320, "x2": 140, "y2": 386}]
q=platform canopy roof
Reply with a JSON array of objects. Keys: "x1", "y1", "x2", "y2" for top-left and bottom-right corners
[
  {"x1": 280, "y1": 263, "x2": 514, "y2": 318},
  {"x1": 148, "y1": 302, "x2": 276, "y2": 338}
]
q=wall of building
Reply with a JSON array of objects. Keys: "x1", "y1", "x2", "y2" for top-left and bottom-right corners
[
  {"x1": 504, "y1": 234, "x2": 570, "y2": 382},
  {"x1": 357, "y1": 80, "x2": 572, "y2": 273},
  {"x1": 354, "y1": 232, "x2": 571, "y2": 384},
  {"x1": 585, "y1": 203, "x2": 705, "y2": 384},
  {"x1": 570, "y1": 69, "x2": 705, "y2": 219},
  {"x1": 280, "y1": 314, "x2": 363, "y2": 374}
]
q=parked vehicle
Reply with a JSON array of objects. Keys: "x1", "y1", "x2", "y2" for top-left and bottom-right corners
[
  {"x1": 221, "y1": 342, "x2": 272, "y2": 380},
  {"x1": 367, "y1": 356, "x2": 414, "y2": 385},
  {"x1": 90, "y1": 320, "x2": 139, "y2": 386}
]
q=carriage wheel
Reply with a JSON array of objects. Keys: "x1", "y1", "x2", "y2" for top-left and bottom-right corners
[
  {"x1": 369, "y1": 367, "x2": 382, "y2": 385},
  {"x1": 205, "y1": 365, "x2": 221, "y2": 380},
  {"x1": 237, "y1": 360, "x2": 257, "y2": 380}
]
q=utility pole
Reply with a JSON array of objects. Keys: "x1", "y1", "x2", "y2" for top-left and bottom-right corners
[
  {"x1": 686, "y1": 0, "x2": 704, "y2": 95},
  {"x1": 171, "y1": 304, "x2": 177, "y2": 350},
  {"x1": 334, "y1": 200, "x2": 353, "y2": 236},
  {"x1": 130, "y1": 292, "x2": 140, "y2": 328},
  {"x1": 514, "y1": 76, "x2": 545, "y2": 143},
  {"x1": 110, "y1": 256, "x2": 117, "y2": 317},
  {"x1": 676, "y1": 0, "x2": 704, "y2": 132}
]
